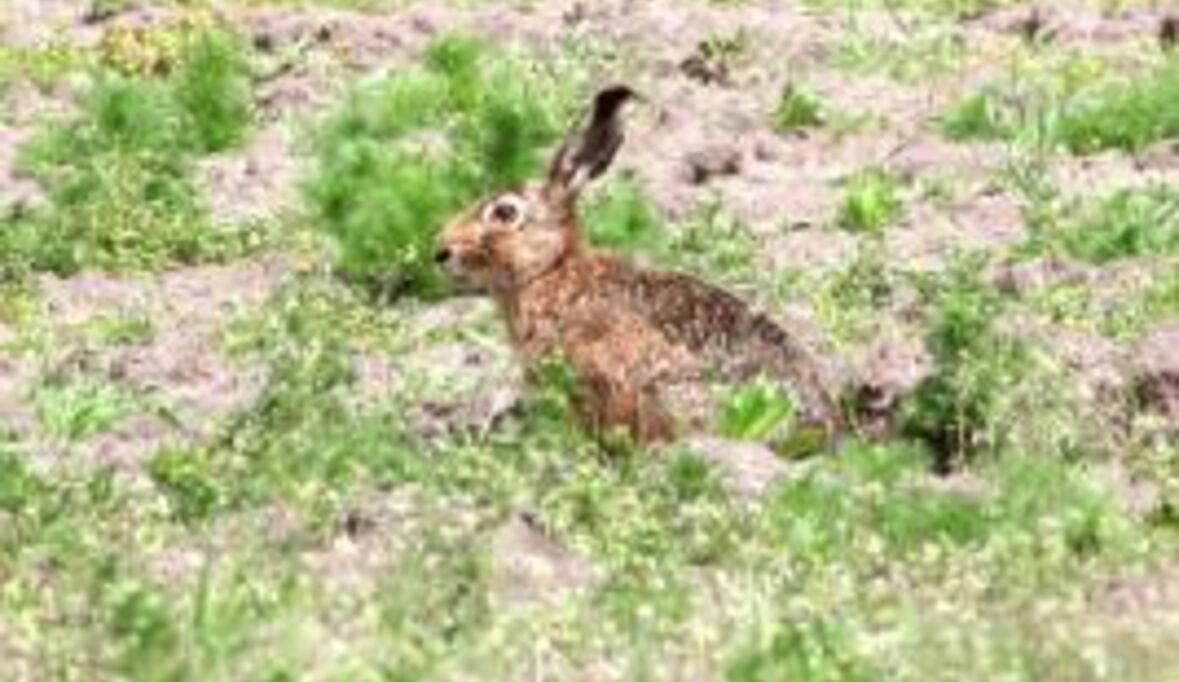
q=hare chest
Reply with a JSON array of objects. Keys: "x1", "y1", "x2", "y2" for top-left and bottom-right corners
[{"x1": 503, "y1": 261, "x2": 735, "y2": 443}]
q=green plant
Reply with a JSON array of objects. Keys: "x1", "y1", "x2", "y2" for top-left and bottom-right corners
[
  {"x1": 700, "y1": 30, "x2": 752, "y2": 68},
  {"x1": 805, "y1": 234, "x2": 895, "y2": 343},
  {"x1": 583, "y1": 175, "x2": 666, "y2": 254},
  {"x1": 0, "y1": 42, "x2": 91, "y2": 93},
  {"x1": 943, "y1": 59, "x2": 1179, "y2": 153},
  {"x1": 307, "y1": 35, "x2": 579, "y2": 297},
  {"x1": 902, "y1": 256, "x2": 1028, "y2": 467},
  {"x1": 667, "y1": 203, "x2": 760, "y2": 286},
  {"x1": 772, "y1": 84, "x2": 824, "y2": 133},
  {"x1": 4, "y1": 25, "x2": 256, "y2": 276},
  {"x1": 727, "y1": 617, "x2": 874, "y2": 682},
  {"x1": 172, "y1": 25, "x2": 252, "y2": 153},
  {"x1": 1029, "y1": 185, "x2": 1179, "y2": 264},
  {"x1": 835, "y1": 27, "x2": 966, "y2": 82},
  {"x1": 940, "y1": 89, "x2": 1011, "y2": 141},
  {"x1": 719, "y1": 376, "x2": 798, "y2": 442},
  {"x1": 147, "y1": 447, "x2": 226, "y2": 522},
  {"x1": 838, "y1": 168, "x2": 902, "y2": 234},
  {"x1": 0, "y1": 450, "x2": 46, "y2": 514},
  {"x1": 31, "y1": 378, "x2": 137, "y2": 441}
]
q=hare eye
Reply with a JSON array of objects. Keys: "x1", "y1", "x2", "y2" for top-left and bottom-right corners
[
  {"x1": 492, "y1": 202, "x2": 518, "y2": 223},
  {"x1": 483, "y1": 194, "x2": 525, "y2": 226}
]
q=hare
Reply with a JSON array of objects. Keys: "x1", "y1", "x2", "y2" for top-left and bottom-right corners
[{"x1": 436, "y1": 86, "x2": 842, "y2": 448}]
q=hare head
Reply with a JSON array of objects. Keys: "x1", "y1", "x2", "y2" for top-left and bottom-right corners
[{"x1": 435, "y1": 85, "x2": 639, "y2": 293}]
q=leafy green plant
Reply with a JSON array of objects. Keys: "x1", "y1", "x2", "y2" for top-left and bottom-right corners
[
  {"x1": 667, "y1": 203, "x2": 760, "y2": 286},
  {"x1": 1026, "y1": 184, "x2": 1179, "y2": 264},
  {"x1": 307, "y1": 34, "x2": 580, "y2": 298},
  {"x1": 583, "y1": 175, "x2": 666, "y2": 255},
  {"x1": 147, "y1": 447, "x2": 226, "y2": 523},
  {"x1": 0, "y1": 450, "x2": 46, "y2": 514},
  {"x1": 172, "y1": 25, "x2": 252, "y2": 153},
  {"x1": 772, "y1": 84, "x2": 824, "y2": 133},
  {"x1": 940, "y1": 89, "x2": 1011, "y2": 141},
  {"x1": 31, "y1": 378, "x2": 137, "y2": 441},
  {"x1": 719, "y1": 376, "x2": 798, "y2": 442},
  {"x1": 0, "y1": 41, "x2": 91, "y2": 93},
  {"x1": 727, "y1": 617, "x2": 874, "y2": 682},
  {"x1": 943, "y1": 60, "x2": 1179, "y2": 153},
  {"x1": 901, "y1": 256, "x2": 1028, "y2": 467},
  {"x1": 838, "y1": 168, "x2": 902, "y2": 234},
  {"x1": 835, "y1": 27, "x2": 966, "y2": 82},
  {"x1": 4, "y1": 24, "x2": 255, "y2": 276}
]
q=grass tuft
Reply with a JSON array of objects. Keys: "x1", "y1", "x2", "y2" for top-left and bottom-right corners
[
  {"x1": 772, "y1": 84, "x2": 824, "y2": 133},
  {"x1": 838, "y1": 168, "x2": 903, "y2": 234},
  {"x1": 943, "y1": 59, "x2": 1179, "y2": 153}
]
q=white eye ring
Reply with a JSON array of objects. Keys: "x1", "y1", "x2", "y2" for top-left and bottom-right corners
[{"x1": 482, "y1": 193, "x2": 526, "y2": 226}]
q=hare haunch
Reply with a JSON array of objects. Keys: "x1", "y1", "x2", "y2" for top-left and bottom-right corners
[{"x1": 436, "y1": 86, "x2": 842, "y2": 447}]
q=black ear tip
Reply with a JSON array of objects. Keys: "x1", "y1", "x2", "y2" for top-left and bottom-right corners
[{"x1": 595, "y1": 85, "x2": 641, "y2": 111}]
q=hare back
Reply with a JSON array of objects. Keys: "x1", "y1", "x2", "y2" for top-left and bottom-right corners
[{"x1": 508, "y1": 253, "x2": 840, "y2": 429}]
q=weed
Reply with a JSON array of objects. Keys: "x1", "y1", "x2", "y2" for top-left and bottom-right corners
[
  {"x1": 727, "y1": 617, "x2": 874, "y2": 682},
  {"x1": 901, "y1": 255, "x2": 1027, "y2": 466},
  {"x1": 147, "y1": 447, "x2": 226, "y2": 522},
  {"x1": 838, "y1": 168, "x2": 903, "y2": 234},
  {"x1": 0, "y1": 450, "x2": 46, "y2": 514},
  {"x1": 943, "y1": 58, "x2": 1179, "y2": 153},
  {"x1": 31, "y1": 378, "x2": 137, "y2": 441},
  {"x1": 667, "y1": 203, "x2": 760, "y2": 287},
  {"x1": 772, "y1": 84, "x2": 824, "y2": 133},
  {"x1": 940, "y1": 89, "x2": 1011, "y2": 141},
  {"x1": 0, "y1": 42, "x2": 90, "y2": 93},
  {"x1": 5, "y1": 24, "x2": 256, "y2": 276},
  {"x1": 377, "y1": 534, "x2": 491, "y2": 676},
  {"x1": 1027, "y1": 185, "x2": 1179, "y2": 264},
  {"x1": 583, "y1": 175, "x2": 666, "y2": 255},
  {"x1": 700, "y1": 30, "x2": 752, "y2": 68},
  {"x1": 719, "y1": 376, "x2": 798, "y2": 442},
  {"x1": 835, "y1": 26, "x2": 966, "y2": 82},
  {"x1": 87, "y1": 313, "x2": 155, "y2": 346},
  {"x1": 172, "y1": 25, "x2": 253, "y2": 153},
  {"x1": 805, "y1": 234, "x2": 895, "y2": 343},
  {"x1": 1106, "y1": 268, "x2": 1179, "y2": 339}
]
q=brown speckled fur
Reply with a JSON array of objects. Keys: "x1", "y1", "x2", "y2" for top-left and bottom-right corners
[{"x1": 437, "y1": 87, "x2": 841, "y2": 446}]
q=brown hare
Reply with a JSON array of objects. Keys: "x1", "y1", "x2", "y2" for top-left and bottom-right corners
[{"x1": 436, "y1": 86, "x2": 842, "y2": 449}]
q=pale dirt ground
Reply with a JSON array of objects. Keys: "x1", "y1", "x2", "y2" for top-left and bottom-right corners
[{"x1": 1, "y1": 0, "x2": 1178, "y2": 671}]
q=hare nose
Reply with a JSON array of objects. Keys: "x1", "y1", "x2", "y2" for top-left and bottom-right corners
[{"x1": 434, "y1": 247, "x2": 452, "y2": 264}]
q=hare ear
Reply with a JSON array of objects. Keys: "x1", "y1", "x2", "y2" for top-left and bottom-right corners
[{"x1": 546, "y1": 85, "x2": 639, "y2": 202}]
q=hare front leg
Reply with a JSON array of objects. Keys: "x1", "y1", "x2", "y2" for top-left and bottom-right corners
[{"x1": 573, "y1": 367, "x2": 675, "y2": 445}]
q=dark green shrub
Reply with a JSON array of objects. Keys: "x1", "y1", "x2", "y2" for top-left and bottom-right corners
[
  {"x1": 902, "y1": 256, "x2": 1029, "y2": 468},
  {"x1": 173, "y1": 26, "x2": 252, "y2": 153},
  {"x1": 3, "y1": 25, "x2": 254, "y2": 276},
  {"x1": 307, "y1": 35, "x2": 576, "y2": 297}
]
